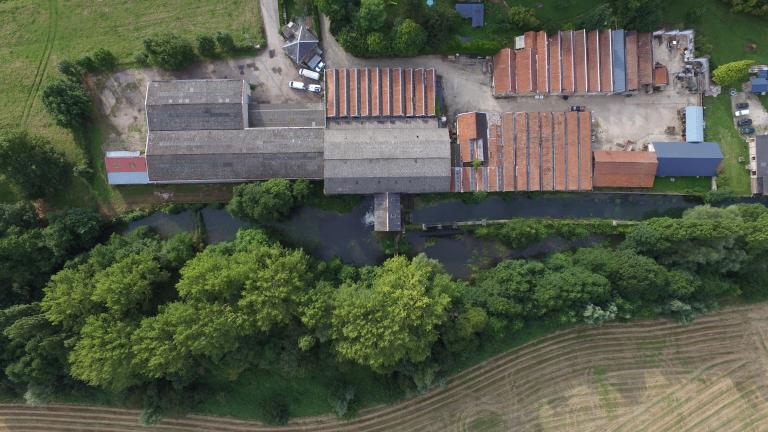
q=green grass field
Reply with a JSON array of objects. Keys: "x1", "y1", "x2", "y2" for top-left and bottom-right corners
[{"x1": 0, "y1": 0, "x2": 263, "y2": 208}]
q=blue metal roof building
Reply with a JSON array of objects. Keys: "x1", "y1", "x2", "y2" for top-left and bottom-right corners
[
  {"x1": 455, "y1": 3, "x2": 484, "y2": 27},
  {"x1": 611, "y1": 29, "x2": 626, "y2": 92},
  {"x1": 651, "y1": 142, "x2": 723, "y2": 177},
  {"x1": 685, "y1": 106, "x2": 704, "y2": 142},
  {"x1": 752, "y1": 76, "x2": 768, "y2": 94}
]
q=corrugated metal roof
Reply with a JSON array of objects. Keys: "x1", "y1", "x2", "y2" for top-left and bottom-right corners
[
  {"x1": 751, "y1": 77, "x2": 768, "y2": 93},
  {"x1": 146, "y1": 80, "x2": 246, "y2": 106},
  {"x1": 454, "y1": 3, "x2": 484, "y2": 27},
  {"x1": 105, "y1": 156, "x2": 147, "y2": 173},
  {"x1": 107, "y1": 171, "x2": 150, "y2": 185},
  {"x1": 652, "y1": 141, "x2": 722, "y2": 158},
  {"x1": 611, "y1": 29, "x2": 626, "y2": 92},
  {"x1": 651, "y1": 141, "x2": 723, "y2": 177},
  {"x1": 685, "y1": 106, "x2": 704, "y2": 142}
]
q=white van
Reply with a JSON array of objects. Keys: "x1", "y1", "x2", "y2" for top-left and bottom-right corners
[
  {"x1": 735, "y1": 109, "x2": 750, "y2": 116},
  {"x1": 299, "y1": 68, "x2": 321, "y2": 81}
]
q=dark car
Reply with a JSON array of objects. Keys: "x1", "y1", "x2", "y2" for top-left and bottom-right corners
[
  {"x1": 740, "y1": 127, "x2": 756, "y2": 135},
  {"x1": 736, "y1": 102, "x2": 749, "y2": 109},
  {"x1": 570, "y1": 105, "x2": 586, "y2": 112},
  {"x1": 737, "y1": 118, "x2": 753, "y2": 127}
]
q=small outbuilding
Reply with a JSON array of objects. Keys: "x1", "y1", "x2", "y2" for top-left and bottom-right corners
[
  {"x1": 650, "y1": 141, "x2": 723, "y2": 177},
  {"x1": 104, "y1": 151, "x2": 149, "y2": 185},
  {"x1": 751, "y1": 75, "x2": 768, "y2": 95},
  {"x1": 282, "y1": 23, "x2": 323, "y2": 70},
  {"x1": 454, "y1": 3, "x2": 484, "y2": 27},
  {"x1": 592, "y1": 151, "x2": 658, "y2": 188},
  {"x1": 685, "y1": 106, "x2": 704, "y2": 143},
  {"x1": 749, "y1": 135, "x2": 768, "y2": 195}
]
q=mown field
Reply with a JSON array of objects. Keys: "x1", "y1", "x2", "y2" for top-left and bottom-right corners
[
  {"x1": 0, "y1": 0, "x2": 263, "y2": 208},
  {"x1": 3, "y1": 303, "x2": 768, "y2": 431}
]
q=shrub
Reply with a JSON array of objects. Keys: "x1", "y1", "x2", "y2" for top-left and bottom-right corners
[
  {"x1": 196, "y1": 34, "x2": 217, "y2": 57},
  {"x1": 42, "y1": 79, "x2": 92, "y2": 129},
  {"x1": 507, "y1": 5, "x2": 541, "y2": 30},
  {"x1": 712, "y1": 60, "x2": 755, "y2": 87},
  {"x1": 92, "y1": 48, "x2": 118, "y2": 72},
  {"x1": 57, "y1": 59, "x2": 82, "y2": 81},
  {"x1": 75, "y1": 55, "x2": 97, "y2": 73},
  {"x1": 0, "y1": 131, "x2": 72, "y2": 199},
  {"x1": 227, "y1": 179, "x2": 307, "y2": 223},
  {"x1": 143, "y1": 33, "x2": 197, "y2": 70},
  {"x1": 393, "y1": 19, "x2": 426, "y2": 57},
  {"x1": 134, "y1": 51, "x2": 150, "y2": 66},
  {"x1": 215, "y1": 31, "x2": 237, "y2": 53},
  {"x1": 260, "y1": 398, "x2": 289, "y2": 425}
]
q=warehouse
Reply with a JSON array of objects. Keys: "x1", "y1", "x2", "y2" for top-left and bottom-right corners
[
  {"x1": 146, "y1": 128, "x2": 324, "y2": 183},
  {"x1": 323, "y1": 126, "x2": 451, "y2": 195},
  {"x1": 492, "y1": 30, "x2": 655, "y2": 96},
  {"x1": 452, "y1": 111, "x2": 593, "y2": 192},
  {"x1": 145, "y1": 80, "x2": 250, "y2": 131},
  {"x1": 592, "y1": 151, "x2": 658, "y2": 188},
  {"x1": 650, "y1": 142, "x2": 723, "y2": 177}
]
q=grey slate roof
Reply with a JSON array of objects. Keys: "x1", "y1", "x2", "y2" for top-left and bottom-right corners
[
  {"x1": 323, "y1": 127, "x2": 451, "y2": 194},
  {"x1": 146, "y1": 80, "x2": 247, "y2": 131},
  {"x1": 282, "y1": 25, "x2": 320, "y2": 65},
  {"x1": 755, "y1": 135, "x2": 768, "y2": 194},
  {"x1": 146, "y1": 129, "x2": 324, "y2": 182},
  {"x1": 455, "y1": 3, "x2": 484, "y2": 27},
  {"x1": 248, "y1": 103, "x2": 325, "y2": 128},
  {"x1": 146, "y1": 80, "x2": 246, "y2": 105}
]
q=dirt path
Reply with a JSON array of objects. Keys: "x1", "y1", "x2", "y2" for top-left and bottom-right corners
[
  {"x1": 3, "y1": 304, "x2": 768, "y2": 431},
  {"x1": 20, "y1": 0, "x2": 59, "y2": 126}
]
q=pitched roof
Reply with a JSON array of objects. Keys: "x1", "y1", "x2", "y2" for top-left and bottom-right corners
[
  {"x1": 593, "y1": 151, "x2": 657, "y2": 188},
  {"x1": 145, "y1": 80, "x2": 247, "y2": 131},
  {"x1": 105, "y1": 156, "x2": 147, "y2": 173},
  {"x1": 282, "y1": 25, "x2": 320, "y2": 65},
  {"x1": 323, "y1": 127, "x2": 451, "y2": 194},
  {"x1": 454, "y1": 3, "x2": 484, "y2": 27},
  {"x1": 146, "y1": 80, "x2": 245, "y2": 106},
  {"x1": 651, "y1": 141, "x2": 723, "y2": 159},
  {"x1": 751, "y1": 77, "x2": 768, "y2": 93}
]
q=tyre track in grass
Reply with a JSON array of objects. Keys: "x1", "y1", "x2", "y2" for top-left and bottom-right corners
[{"x1": 20, "y1": 0, "x2": 58, "y2": 126}]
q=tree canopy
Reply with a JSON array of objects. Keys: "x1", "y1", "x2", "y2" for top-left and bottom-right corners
[
  {"x1": 142, "y1": 33, "x2": 197, "y2": 70},
  {"x1": 41, "y1": 80, "x2": 93, "y2": 130},
  {"x1": 0, "y1": 131, "x2": 72, "y2": 199},
  {"x1": 712, "y1": 60, "x2": 756, "y2": 87}
]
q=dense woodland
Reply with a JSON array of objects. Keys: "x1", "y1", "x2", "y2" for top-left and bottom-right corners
[{"x1": 2, "y1": 179, "x2": 768, "y2": 424}]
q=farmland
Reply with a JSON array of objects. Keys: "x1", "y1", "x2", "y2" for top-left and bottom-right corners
[
  {"x1": 3, "y1": 303, "x2": 768, "y2": 431},
  {"x1": 0, "y1": 0, "x2": 263, "y2": 208}
]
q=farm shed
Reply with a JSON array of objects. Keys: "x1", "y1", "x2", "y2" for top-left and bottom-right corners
[
  {"x1": 145, "y1": 80, "x2": 249, "y2": 131},
  {"x1": 105, "y1": 151, "x2": 149, "y2": 185},
  {"x1": 323, "y1": 127, "x2": 451, "y2": 194},
  {"x1": 650, "y1": 141, "x2": 723, "y2": 177},
  {"x1": 751, "y1": 76, "x2": 768, "y2": 94},
  {"x1": 146, "y1": 128, "x2": 324, "y2": 183},
  {"x1": 592, "y1": 151, "x2": 657, "y2": 188},
  {"x1": 749, "y1": 135, "x2": 768, "y2": 195},
  {"x1": 685, "y1": 106, "x2": 704, "y2": 143},
  {"x1": 457, "y1": 111, "x2": 489, "y2": 164},
  {"x1": 451, "y1": 111, "x2": 593, "y2": 193},
  {"x1": 491, "y1": 29, "x2": 654, "y2": 96}
]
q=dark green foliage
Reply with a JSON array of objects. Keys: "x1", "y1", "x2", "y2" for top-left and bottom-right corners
[
  {"x1": 92, "y1": 48, "x2": 118, "y2": 72},
  {"x1": 215, "y1": 31, "x2": 236, "y2": 53},
  {"x1": 196, "y1": 34, "x2": 217, "y2": 57},
  {"x1": 0, "y1": 131, "x2": 71, "y2": 199},
  {"x1": 74, "y1": 55, "x2": 96, "y2": 73},
  {"x1": 57, "y1": 59, "x2": 82, "y2": 81},
  {"x1": 0, "y1": 201, "x2": 40, "y2": 234},
  {"x1": 507, "y1": 5, "x2": 541, "y2": 30},
  {"x1": 608, "y1": 0, "x2": 664, "y2": 31},
  {"x1": 720, "y1": 0, "x2": 768, "y2": 16},
  {"x1": 142, "y1": 33, "x2": 197, "y2": 70},
  {"x1": 423, "y1": 3, "x2": 460, "y2": 42},
  {"x1": 260, "y1": 397, "x2": 290, "y2": 425},
  {"x1": 357, "y1": 0, "x2": 387, "y2": 32},
  {"x1": 228, "y1": 179, "x2": 309, "y2": 223},
  {"x1": 393, "y1": 19, "x2": 427, "y2": 57},
  {"x1": 41, "y1": 80, "x2": 92, "y2": 129}
]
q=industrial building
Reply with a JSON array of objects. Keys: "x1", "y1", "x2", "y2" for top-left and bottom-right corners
[
  {"x1": 592, "y1": 151, "x2": 658, "y2": 188},
  {"x1": 104, "y1": 151, "x2": 150, "y2": 185},
  {"x1": 492, "y1": 30, "x2": 656, "y2": 96},
  {"x1": 749, "y1": 135, "x2": 768, "y2": 195},
  {"x1": 144, "y1": 80, "x2": 250, "y2": 131},
  {"x1": 650, "y1": 142, "x2": 723, "y2": 177},
  {"x1": 325, "y1": 68, "x2": 436, "y2": 119},
  {"x1": 452, "y1": 111, "x2": 593, "y2": 192}
]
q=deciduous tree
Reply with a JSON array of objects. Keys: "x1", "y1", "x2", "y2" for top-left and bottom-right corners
[
  {"x1": 41, "y1": 80, "x2": 92, "y2": 129},
  {"x1": 712, "y1": 59, "x2": 755, "y2": 87}
]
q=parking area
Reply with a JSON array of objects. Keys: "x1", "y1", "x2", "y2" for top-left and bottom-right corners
[{"x1": 731, "y1": 92, "x2": 768, "y2": 137}]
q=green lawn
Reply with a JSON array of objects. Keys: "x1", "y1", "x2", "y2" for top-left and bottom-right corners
[
  {"x1": 0, "y1": 0, "x2": 263, "y2": 208},
  {"x1": 650, "y1": 177, "x2": 712, "y2": 194},
  {"x1": 704, "y1": 95, "x2": 752, "y2": 194}
]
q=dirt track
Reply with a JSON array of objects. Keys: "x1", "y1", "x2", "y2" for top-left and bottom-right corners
[{"x1": 3, "y1": 304, "x2": 768, "y2": 431}]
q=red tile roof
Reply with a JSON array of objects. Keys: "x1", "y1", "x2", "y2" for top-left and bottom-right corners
[
  {"x1": 492, "y1": 48, "x2": 514, "y2": 96},
  {"x1": 561, "y1": 31, "x2": 575, "y2": 93},
  {"x1": 566, "y1": 112, "x2": 580, "y2": 190},
  {"x1": 515, "y1": 47, "x2": 534, "y2": 93},
  {"x1": 105, "y1": 156, "x2": 147, "y2": 173},
  {"x1": 587, "y1": 30, "x2": 600, "y2": 93},
  {"x1": 457, "y1": 112, "x2": 479, "y2": 163},
  {"x1": 599, "y1": 30, "x2": 613, "y2": 92},
  {"x1": 392, "y1": 68, "x2": 403, "y2": 116},
  {"x1": 638, "y1": 32, "x2": 653, "y2": 85},
  {"x1": 381, "y1": 68, "x2": 391, "y2": 116},
  {"x1": 371, "y1": 68, "x2": 381, "y2": 116},
  {"x1": 549, "y1": 33, "x2": 562, "y2": 94},
  {"x1": 625, "y1": 32, "x2": 639, "y2": 91},
  {"x1": 415, "y1": 68, "x2": 425, "y2": 116},
  {"x1": 349, "y1": 69, "x2": 358, "y2": 117},
  {"x1": 593, "y1": 151, "x2": 657, "y2": 188},
  {"x1": 360, "y1": 68, "x2": 369, "y2": 117},
  {"x1": 540, "y1": 112, "x2": 554, "y2": 191},
  {"x1": 553, "y1": 112, "x2": 567, "y2": 190},
  {"x1": 654, "y1": 64, "x2": 669, "y2": 86},
  {"x1": 326, "y1": 69, "x2": 336, "y2": 117},
  {"x1": 515, "y1": 113, "x2": 528, "y2": 190},
  {"x1": 426, "y1": 69, "x2": 436, "y2": 116},
  {"x1": 528, "y1": 112, "x2": 541, "y2": 191},
  {"x1": 574, "y1": 30, "x2": 588, "y2": 93},
  {"x1": 502, "y1": 112, "x2": 516, "y2": 191},
  {"x1": 405, "y1": 68, "x2": 414, "y2": 117},
  {"x1": 579, "y1": 111, "x2": 592, "y2": 191},
  {"x1": 338, "y1": 69, "x2": 348, "y2": 117},
  {"x1": 536, "y1": 31, "x2": 549, "y2": 94}
]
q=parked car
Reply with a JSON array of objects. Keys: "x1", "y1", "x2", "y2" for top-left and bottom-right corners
[
  {"x1": 736, "y1": 102, "x2": 749, "y2": 109},
  {"x1": 289, "y1": 81, "x2": 306, "y2": 90},
  {"x1": 299, "y1": 68, "x2": 320, "y2": 81},
  {"x1": 307, "y1": 84, "x2": 322, "y2": 93},
  {"x1": 735, "y1": 109, "x2": 750, "y2": 116},
  {"x1": 737, "y1": 118, "x2": 753, "y2": 127},
  {"x1": 313, "y1": 61, "x2": 325, "y2": 72},
  {"x1": 570, "y1": 105, "x2": 586, "y2": 112},
  {"x1": 740, "y1": 127, "x2": 756, "y2": 135}
]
